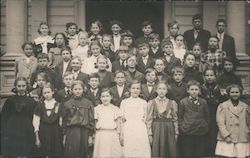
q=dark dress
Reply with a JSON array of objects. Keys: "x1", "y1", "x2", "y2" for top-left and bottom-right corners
[
  {"x1": 63, "y1": 97, "x2": 95, "y2": 158},
  {"x1": 34, "y1": 101, "x2": 63, "y2": 157},
  {"x1": 1, "y1": 95, "x2": 36, "y2": 157}
]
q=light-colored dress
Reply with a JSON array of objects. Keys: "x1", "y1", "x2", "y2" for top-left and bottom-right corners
[
  {"x1": 120, "y1": 97, "x2": 151, "y2": 158},
  {"x1": 93, "y1": 104, "x2": 123, "y2": 158}
]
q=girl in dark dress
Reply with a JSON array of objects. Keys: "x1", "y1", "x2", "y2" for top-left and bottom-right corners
[
  {"x1": 33, "y1": 83, "x2": 63, "y2": 157},
  {"x1": 63, "y1": 80, "x2": 95, "y2": 158},
  {"x1": 1, "y1": 77, "x2": 37, "y2": 157}
]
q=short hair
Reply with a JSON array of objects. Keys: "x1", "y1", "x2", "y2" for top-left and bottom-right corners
[
  {"x1": 171, "y1": 66, "x2": 184, "y2": 76},
  {"x1": 37, "y1": 53, "x2": 49, "y2": 60},
  {"x1": 36, "y1": 72, "x2": 49, "y2": 82},
  {"x1": 89, "y1": 40, "x2": 102, "y2": 49},
  {"x1": 63, "y1": 71, "x2": 74, "y2": 78},
  {"x1": 187, "y1": 80, "x2": 201, "y2": 89},
  {"x1": 216, "y1": 19, "x2": 226, "y2": 26},
  {"x1": 223, "y1": 56, "x2": 236, "y2": 69},
  {"x1": 118, "y1": 45, "x2": 129, "y2": 52},
  {"x1": 193, "y1": 42, "x2": 204, "y2": 52},
  {"x1": 156, "y1": 80, "x2": 169, "y2": 89},
  {"x1": 161, "y1": 40, "x2": 173, "y2": 50},
  {"x1": 21, "y1": 41, "x2": 34, "y2": 51},
  {"x1": 226, "y1": 84, "x2": 243, "y2": 95},
  {"x1": 203, "y1": 67, "x2": 217, "y2": 76},
  {"x1": 114, "y1": 70, "x2": 125, "y2": 77},
  {"x1": 142, "y1": 20, "x2": 152, "y2": 27},
  {"x1": 192, "y1": 14, "x2": 203, "y2": 22},
  {"x1": 37, "y1": 22, "x2": 51, "y2": 35},
  {"x1": 71, "y1": 80, "x2": 86, "y2": 91},
  {"x1": 61, "y1": 46, "x2": 72, "y2": 55},
  {"x1": 167, "y1": 21, "x2": 180, "y2": 30},
  {"x1": 184, "y1": 52, "x2": 195, "y2": 61},
  {"x1": 145, "y1": 68, "x2": 157, "y2": 75},
  {"x1": 54, "y1": 32, "x2": 69, "y2": 46},
  {"x1": 89, "y1": 73, "x2": 100, "y2": 80},
  {"x1": 148, "y1": 33, "x2": 160, "y2": 41},
  {"x1": 102, "y1": 34, "x2": 112, "y2": 40},
  {"x1": 100, "y1": 88, "x2": 113, "y2": 97},
  {"x1": 209, "y1": 35, "x2": 219, "y2": 42},
  {"x1": 78, "y1": 31, "x2": 89, "y2": 38},
  {"x1": 110, "y1": 20, "x2": 123, "y2": 28},
  {"x1": 42, "y1": 82, "x2": 55, "y2": 92},
  {"x1": 65, "y1": 22, "x2": 77, "y2": 30},
  {"x1": 71, "y1": 56, "x2": 82, "y2": 64},
  {"x1": 137, "y1": 41, "x2": 150, "y2": 48},
  {"x1": 128, "y1": 79, "x2": 141, "y2": 89},
  {"x1": 90, "y1": 20, "x2": 103, "y2": 34},
  {"x1": 121, "y1": 30, "x2": 134, "y2": 38},
  {"x1": 127, "y1": 55, "x2": 137, "y2": 62}
]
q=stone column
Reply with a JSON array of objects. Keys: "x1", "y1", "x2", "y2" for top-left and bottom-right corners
[{"x1": 163, "y1": 1, "x2": 173, "y2": 38}]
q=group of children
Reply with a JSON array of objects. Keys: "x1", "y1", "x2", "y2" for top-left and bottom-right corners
[{"x1": 2, "y1": 18, "x2": 250, "y2": 158}]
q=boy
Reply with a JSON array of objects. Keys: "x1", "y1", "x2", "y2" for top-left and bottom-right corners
[
  {"x1": 161, "y1": 40, "x2": 181, "y2": 75},
  {"x1": 110, "y1": 71, "x2": 129, "y2": 107},
  {"x1": 148, "y1": 33, "x2": 163, "y2": 59},
  {"x1": 110, "y1": 20, "x2": 122, "y2": 52},
  {"x1": 102, "y1": 34, "x2": 115, "y2": 62},
  {"x1": 141, "y1": 68, "x2": 157, "y2": 101},
  {"x1": 135, "y1": 21, "x2": 153, "y2": 45},
  {"x1": 70, "y1": 56, "x2": 89, "y2": 85},
  {"x1": 179, "y1": 80, "x2": 210, "y2": 158},
  {"x1": 112, "y1": 45, "x2": 129, "y2": 72},
  {"x1": 162, "y1": 21, "x2": 179, "y2": 45},
  {"x1": 136, "y1": 41, "x2": 154, "y2": 74},
  {"x1": 85, "y1": 73, "x2": 101, "y2": 107}
]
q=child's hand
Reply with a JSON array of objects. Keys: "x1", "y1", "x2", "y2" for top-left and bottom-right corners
[
  {"x1": 35, "y1": 138, "x2": 41, "y2": 148},
  {"x1": 148, "y1": 135, "x2": 153, "y2": 145},
  {"x1": 88, "y1": 136, "x2": 93, "y2": 147},
  {"x1": 225, "y1": 135, "x2": 231, "y2": 143}
]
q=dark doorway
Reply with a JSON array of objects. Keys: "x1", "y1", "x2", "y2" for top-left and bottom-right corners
[{"x1": 86, "y1": 1, "x2": 164, "y2": 39}]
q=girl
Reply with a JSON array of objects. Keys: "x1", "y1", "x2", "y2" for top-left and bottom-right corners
[
  {"x1": 215, "y1": 84, "x2": 250, "y2": 158},
  {"x1": 88, "y1": 20, "x2": 103, "y2": 43},
  {"x1": 33, "y1": 83, "x2": 63, "y2": 157},
  {"x1": 48, "y1": 32, "x2": 68, "y2": 67},
  {"x1": 2, "y1": 77, "x2": 37, "y2": 157},
  {"x1": 72, "y1": 31, "x2": 89, "y2": 63},
  {"x1": 34, "y1": 22, "x2": 54, "y2": 57},
  {"x1": 120, "y1": 80, "x2": 151, "y2": 158},
  {"x1": 65, "y1": 22, "x2": 79, "y2": 50},
  {"x1": 16, "y1": 42, "x2": 38, "y2": 81},
  {"x1": 120, "y1": 30, "x2": 137, "y2": 56},
  {"x1": 83, "y1": 40, "x2": 112, "y2": 74},
  {"x1": 63, "y1": 80, "x2": 95, "y2": 158},
  {"x1": 96, "y1": 55, "x2": 114, "y2": 88},
  {"x1": 173, "y1": 34, "x2": 186, "y2": 63},
  {"x1": 193, "y1": 42, "x2": 206, "y2": 72},
  {"x1": 93, "y1": 88, "x2": 123, "y2": 158},
  {"x1": 147, "y1": 81, "x2": 178, "y2": 158}
]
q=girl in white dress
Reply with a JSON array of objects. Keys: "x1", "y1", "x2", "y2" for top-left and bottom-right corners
[
  {"x1": 93, "y1": 88, "x2": 123, "y2": 158},
  {"x1": 120, "y1": 80, "x2": 151, "y2": 158}
]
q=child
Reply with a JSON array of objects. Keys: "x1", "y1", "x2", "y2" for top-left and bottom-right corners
[
  {"x1": 48, "y1": 32, "x2": 68, "y2": 67},
  {"x1": 72, "y1": 31, "x2": 89, "y2": 63},
  {"x1": 153, "y1": 58, "x2": 170, "y2": 82},
  {"x1": 147, "y1": 81, "x2": 178, "y2": 158},
  {"x1": 85, "y1": 73, "x2": 101, "y2": 107},
  {"x1": 173, "y1": 34, "x2": 186, "y2": 62},
  {"x1": 192, "y1": 42, "x2": 206, "y2": 72},
  {"x1": 111, "y1": 45, "x2": 129, "y2": 73},
  {"x1": 141, "y1": 68, "x2": 157, "y2": 101},
  {"x1": 83, "y1": 40, "x2": 112, "y2": 74},
  {"x1": 161, "y1": 40, "x2": 181, "y2": 75},
  {"x1": 55, "y1": 71, "x2": 74, "y2": 103},
  {"x1": 200, "y1": 68, "x2": 222, "y2": 156},
  {"x1": 179, "y1": 80, "x2": 210, "y2": 158},
  {"x1": 65, "y1": 22, "x2": 79, "y2": 50},
  {"x1": 183, "y1": 52, "x2": 203, "y2": 84},
  {"x1": 96, "y1": 55, "x2": 114, "y2": 88},
  {"x1": 93, "y1": 88, "x2": 123, "y2": 158},
  {"x1": 16, "y1": 42, "x2": 38, "y2": 82},
  {"x1": 110, "y1": 70, "x2": 129, "y2": 107},
  {"x1": 2, "y1": 77, "x2": 37, "y2": 157},
  {"x1": 63, "y1": 80, "x2": 95, "y2": 158},
  {"x1": 34, "y1": 22, "x2": 54, "y2": 57},
  {"x1": 102, "y1": 34, "x2": 116, "y2": 62},
  {"x1": 135, "y1": 20, "x2": 153, "y2": 45},
  {"x1": 120, "y1": 30, "x2": 137, "y2": 56},
  {"x1": 33, "y1": 83, "x2": 63, "y2": 157},
  {"x1": 148, "y1": 33, "x2": 163, "y2": 59},
  {"x1": 88, "y1": 20, "x2": 103, "y2": 43},
  {"x1": 215, "y1": 84, "x2": 250, "y2": 158},
  {"x1": 124, "y1": 55, "x2": 145, "y2": 84},
  {"x1": 120, "y1": 80, "x2": 151, "y2": 157},
  {"x1": 70, "y1": 56, "x2": 89, "y2": 85},
  {"x1": 137, "y1": 41, "x2": 154, "y2": 74},
  {"x1": 162, "y1": 21, "x2": 180, "y2": 46},
  {"x1": 110, "y1": 20, "x2": 122, "y2": 52}
]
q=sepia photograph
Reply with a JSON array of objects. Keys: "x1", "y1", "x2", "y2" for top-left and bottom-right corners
[{"x1": 0, "y1": 0, "x2": 250, "y2": 157}]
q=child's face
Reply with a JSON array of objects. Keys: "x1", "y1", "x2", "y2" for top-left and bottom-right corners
[
  {"x1": 102, "y1": 36, "x2": 111, "y2": 48},
  {"x1": 217, "y1": 22, "x2": 225, "y2": 34},
  {"x1": 100, "y1": 91, "x2": 112, "y2": 105},
  {"x1": 37, "y1": 75, "x2": 46, "y2": 88},
  {"x1": 71, "y1": 58, "x2": 82, "y2": 71},
  {"x1": 139, "y1": 45, "x2": 149, "y2": 57},
  {"x1": 111, "y1": 24, "x2": 121, "y2": 35},
  {"x1": 63, "y1": 75, "x2": 74, "y2": 88},
  {"x1": 23, "y1": 44, "x2": 33, "y2": 57},
  {"x1": 43, "y1": 87, "x2": 54, "y2": 100},
  {"x1": 39, "y1": 24, "x2": 49, "y2": 36},
  {"x1": 68, "y1": 25, "x2": 77, "y2": 36},
  {"x1": 146, "y1": 71, "x2": 157, "y2": 83},
  {"x1": 78, "y1": 34, "x2": 88, "y2": 46},
  {"x1": 142, "y1": 25, "x2": 152, "y2": 36},
  {"x1": 38, "y1": 58, "x2": 49, "y2": 68},
  {"x1": 154, "y1": 59, "x2": 165, "y2": 73},
  {"x1": 88, "y1": 78, "x2": 100, "y2": 89},
  {"x1": 156, "y1": 83, "x2": 168, "y2": 98},
  {"x1": 204, "y1": 70, "x2": 216, "y2": 84},
  {"x1": 91, "y1": 44, "x2": 101, "y2": 57},
  {"x1": 127, "y1": 57, "x2": 136, "y2": 68},
  {"x1": 97, "y1": 58, "x2": 107, "y2": 71},
  {"x1": 122, "y1": 36, "x2": 133, "y2": 46},
  {"x1": 55, "y1": 34, "x2": 65, "y2": 46},
  {"x1": 175, "y1": 36, "x2": 184, "y2": 47},
  {"x1": 185, "y1": 54, "x2": 195, "y2": 67},
  {"x1": 163, "y1": 44, "x2": 173, "y2": 55},
  {"x1": 72, "y1": 84, "x2": 83, "y2": 97},
  {"x1": 192, "y1": 45, "x2": 202, "y2": 57},
  {"x1": 224, "y1": 61, "x2": 234, "y2": 72},
  {"x1": 169, "y1": 24, "x2": 179, "y2": 36},
  {"x1": 208, "y1": 37, "x2": 219, "y2": 48},
  {"x1": 16, "y1": 80, "x2": 27, "y2": 96},
  {"x1": 130, "y1": 83, "x2": 141, "y2": 98},
  {"x1": 149, "y1": 38, "x2": 160, "y2": 48},
  {"x1": 229, "y1": 87, "x2": 240, "y2": 101},
  {"x1": 114, "y1": 72, "x2": 125, "y2": 86},
  {"x1": 173, "y1": 72, "x2": 184, "y2": 83},
  {"x1": 187, "y1": 85, "x2": 200, "y2": 98},
  {"x1": 119, "y1": 51, "x2": 128, "y2": 61},
  {"x1": 91, "y1": 23, "x2": 100, "y2": 35},
  {"x1": 193, "y1": 19, "x2": 202, "y2": 30},
  {"x1": 61, "y1": 50, "x2": 71, "y2": 62}
]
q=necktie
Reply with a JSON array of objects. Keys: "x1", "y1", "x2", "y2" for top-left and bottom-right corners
[
  {"x1": 67, "y1": 89, "x2": 70, "y2": 95},
  {"x1": 218, "y1": 34, "x2": 223, "y2": 49},
  {"x1": 194, "y1": 30, "x2": 199, "y2": 40}
]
